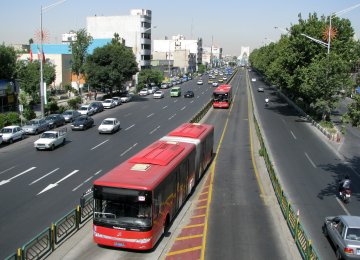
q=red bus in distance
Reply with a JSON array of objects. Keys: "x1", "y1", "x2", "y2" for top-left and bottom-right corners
[
  {"x1": 213, "y1": 84, "x2": 232, "y2": 108},
  {"x1": 93, "y1": 140, "x2": 197, "y2": 250},
  {"x1": 161, "y1": 123, "x2": 214, "y2": 183}
]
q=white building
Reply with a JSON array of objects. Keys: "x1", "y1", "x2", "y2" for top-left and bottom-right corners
[
  {"x1": 202, "y1": 46, "x2": 222, "y2": 67},
  {"x1": 153, "y1": 35, "x2": 202, "y2": 74},
  {"x1": 87, "y1": 9, "x2": 153, "y2": 70}
]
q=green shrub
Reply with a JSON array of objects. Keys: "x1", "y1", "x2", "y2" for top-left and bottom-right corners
[
  {"x1": 67, "y1": 97, "x2": 81, "y2": 109},
  {"x1": 45, "y1": 101, "x2": 59, "y2": 115},
  {"x1": 0, "y1": 112, "x2": 21, "y2": 128},
  {"x1": 23, "y1": 107, "x2": 36, "y2": 121}
]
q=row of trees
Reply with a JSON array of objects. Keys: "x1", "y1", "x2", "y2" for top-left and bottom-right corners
[{"x1": 249, "y1": 13, "x2": 360, "y2": 125}]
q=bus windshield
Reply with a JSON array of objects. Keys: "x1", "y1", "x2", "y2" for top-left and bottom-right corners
[
  {"x1": 213, "y1": 92, "x2": 229, "y2": 102},
  {"x1": 93, "y1": 186, "x2": 152, "y2": 230}
]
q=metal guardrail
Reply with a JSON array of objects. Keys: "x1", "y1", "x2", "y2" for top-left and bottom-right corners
[{"x1": 250, "y1": 76, "x2": 319, "y2": 259}]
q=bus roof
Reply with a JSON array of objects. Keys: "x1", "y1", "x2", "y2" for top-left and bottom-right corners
[
  {"x1": 167, "y1": 123, "x2": 214, "y2": 139},
  {"x1": 93, "y1": 141, "x2": 196, "y2": 190}
]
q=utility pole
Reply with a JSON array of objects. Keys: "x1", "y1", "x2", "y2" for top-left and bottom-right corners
[{"x1": 210, "y1": 36, "x2": 213, "y2": 69}]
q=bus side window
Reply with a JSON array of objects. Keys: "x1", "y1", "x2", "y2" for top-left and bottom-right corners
[{"x1": 154, "y1": 194, "x2": 162, "y2": 218}]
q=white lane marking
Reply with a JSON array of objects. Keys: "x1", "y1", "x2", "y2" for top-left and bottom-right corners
[
  {"x1": 162, "y1": 106, "x2": 168, "y2": 109},
  {"x1": 0, "y1": 167, "x2": 36, "y2": 186},
  {"x1": 197, "y1": 96, "x2": 200, "y2": 99},
  {"x1": 304, "y1": 152, "x2": 316, "y2": 168},
  {"x1": 180, "y1": 106, "x2": 186, "y2": 111},
  {"x1": 72, "y1": 170, "x2": 102, "y2": 191},
  {"x1": 147, "y1": 113, "x2": 154, "y2": 118},
  {"x1": 190, "y1": 100, "x2": 194, "y2": 104},
  {"x1": 125, "y1": 124, "x2": 135, "y2": 131},
  {"x1": 201, "y1": 92, "x2": 205, "y2": 94},
  {"x1": 91, "y1": 139, "x2": 109, "y2": 150},
  {"x1": 38, "y1": 170, "x2": 79, "y2": 195},
  {"x1": 174, "y1": 100, "x2": 178, "y2": 103},
  {"x1": 169, "y1": 114, "x2": 176, "y2": 120},
  {"x1": 149, "y1": 126, "x2": 160, "y2": 135},
  {"x1": 29, "y1": 168, "x2": 59, "y2": 185},
  {"x1": 120, "y1": 143, "x2": 138, "y2": 157},
  {"x1": 0, "y1": 166, "x2": 15, "y2": 176},
  {"x1": 335, "y1": 197, "x2": 351, "y2": 215},
  {"x1": 290, "y1": 130, "x2": 297, "y2": 140},
  {"x1": 124, "y1": 113, "x2": 132, "y2": 117}
]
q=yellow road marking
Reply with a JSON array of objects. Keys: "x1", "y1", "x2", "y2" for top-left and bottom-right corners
[
  {"x1": 196, "y1": 205, "x2": 207, "y2": 209},
  {"x1": 176, "y1": 234, "x2": 203, "y2": 241},
  {"x1": 200, "y1": 191, "x2": 208, "y2": 195},
  {"x1": 191, "y1": 214, "x2": 206, "y2": 219},
  {"x1": 197, "y1": 199, "x2": 207, "y2": 202},
  {"x1": 184, "y1": 223, "x2": 204, "y2": 229},
  {"x1": 167, "y1": 246, "x2": 202, "y2": 256}
]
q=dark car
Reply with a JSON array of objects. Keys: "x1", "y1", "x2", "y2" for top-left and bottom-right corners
[
  {"x1": 184, "y1": 90, "x2": 195, "y2": 98},
  {"x1": 62, "y1": 110, "x2": 81, "y2": 123},
  {"x1": 90, "y1": 102, "x2": 104, "y2": 113},
  {"x1": 45, "y1": 114, "x2": 66, "y2": 129},
  {"x1": 71, "y1": 115, "x2": 94, "y2": 131}
]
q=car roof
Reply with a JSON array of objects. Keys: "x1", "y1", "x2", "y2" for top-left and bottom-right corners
[
  {"x1": 103, "y1": 117, "x2": 117, "y2": 121},
  {"x1": 339, "y1": 215, "x2": 360, "y2": 227},
  {"x1": 3, "y1": 125, "x2": 20, "y2": 129},
  {"x1": 80, "y1": 105, "x2": 90, "y2": 108}
]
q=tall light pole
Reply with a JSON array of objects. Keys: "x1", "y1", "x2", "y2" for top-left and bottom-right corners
[{"x1": 39, "y1": 0, "x2": 67, "y2": 117}]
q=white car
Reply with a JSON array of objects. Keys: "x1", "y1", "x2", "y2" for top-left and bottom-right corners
[
  {"x1": 212, "y1": 82, "x2": 219, "y2": 87},
  {"x1": 252, "y1": 78, "x2": 257, "y2": 82},
  {"x1": 98, "y1": 118, "x2": 121, "y2": 134},
  {"x1": 120, "y1": 93, "x2": 132, "y2": 103},
  {"x1": 197, "y1": 79, "x2": 204, "y2": 85},
  {"x1": 139, "y1": 88, "x2": 149, "y2": 96},
  {"x1": 0, "y1": 125, "x2": 25, "y2": 144},
  {"x1": 78, "y1": 105, "x2": 96, "y2": 116},
  {"x1": 102, "y1": 99, "x2": 116, "y2": 109},
  {"x1": 111, "y1": 97, "x2": 122, "y2": 106},
  {"x1": 153, "y1": 90, "x2": 164, "y2": 99}
]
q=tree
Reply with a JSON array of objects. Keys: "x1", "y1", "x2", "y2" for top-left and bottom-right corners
[
  {"x1": 347, "y1": 95, "x2": 360, "y2": 126},
  {"x1": 0, "y1": 44, "x2": 17, "y2": 79},
  {"x1": 69, "y1": 29, "x2": 93, "y2": 96},
  {"x1": 197, "y1": 64, "x2": 206, "y2": 74},
  {"x1": 85, "y1": 38, "x2": 138, "y2": 95},
  {"x1": 16, "y1": 60, "x2": 56, "y2": 103},
  {"x1": 138, "y1": 69, "x2": 163, "y2": 90}
]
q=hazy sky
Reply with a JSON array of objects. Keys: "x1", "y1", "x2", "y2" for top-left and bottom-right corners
[{"x1": 1, "y1": 0, "x2": 360, "y2": 55}]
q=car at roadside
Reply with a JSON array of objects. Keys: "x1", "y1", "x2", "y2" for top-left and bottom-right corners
[
  {"x1": 160, "y1": 83, "x2": 168, "y2": 89},
  {"x1": 111, "y1": 97, "x2": 122, "y2": 106},
  {"x1": 120, "y1": 93, "x2": 132, "y2": 103},
  {"x1": 139, "y1": 88, "x2": 149, "y2": 96},
  {"x1": 323, "y1": 215, "x2": 360, "y2": 259},
  {"x1": 184, "y1": 90, "x2": 194, "y2": 98},
  {"x1": 0, "y1": 125, "x2": 25, "y2": 144},
  {"x1": 71, "y1": 115, "x2": 94, "y2": 131},
  {"x1": 90, "y1": 102, "x2": 104, "y2": 113},
  {"x1": 102, "y1": 99, "x2": 116, "y2": 109},
  {"x1": 78, "y1": 104, "x2": 96, "y2": 116},
  {"x1": 257, "y1": 87, "x2": 264, "y2": 92},
  {"x1": 98, "y1": 118, "x2": 121, "y2": 134},
  {"x1": 150, "y1": 86, "x2": 159, "y2": 93},
  {"x1": 153, "y1": 90, "x2": 165, "y2": 99},
  {"x1": 22, "y1": 119, "x2": 49, "y2": 135},
  {"x1": 45, "y1": 114, "x2": 66, "y2": 129},
  {"x1": 62, "y1": 110, "x2": 81, "y2": 123}
]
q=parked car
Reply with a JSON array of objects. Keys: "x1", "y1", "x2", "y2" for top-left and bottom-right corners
[
  {"x1": 0, "y1": 125, "x2": 25, "y2": 144},
  {"x1": 78, "y1": 105, "x2": 96, "y2": 116},
  {"x1": 22, "y1": 119, "x2": 49, "y2": 135},
  {"x1": 98, "y1": 118, "x2": 121, "y2": 134},
  {"x1": 197, "y1": 79, "x2": 204, "y2": 85},
  {"x1": 153, "y1": 90, "x2": 165, "y2": 99},
  {"x1": 45, "y1": 114, "x2": 66, "y2": 129},
  {"x1": 102, "y1": 99, "x2": 116, "y2": 109},
  {"x1": 62, "y1": 110, "x2": 81, "y2": 123},
  {"x1": 90, "y1": 102, "x2": 104, "y2": 113},
  {"x1": 150, "y1": 86, "x2": 159, "y2": 93},
  {"x1": 323, "y1": 215, "x2": 360, "y2": 259},
  {"x1": 139, "y1": 88, "x2": 149, "y2": 96},
  {"x1": 160, "y1": 83, "x2": 168, "y2": 89},
  {"x1": 112, "y1": 97, "x2": 122, "y2": 106},
  {"x1": 184, "y1": 90, "x2": 195, "y2": 98},
  {"x1": 120, "y1": 93, "x2": 132, "y2": 103},
  {"x1": 71, "y1": 115, "x2": 94, "y2": 131}
]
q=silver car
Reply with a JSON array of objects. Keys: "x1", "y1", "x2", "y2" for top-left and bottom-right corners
[
  {"x1": 62, "y1": 110, "x2": 81, "y2": 123},
  {"x1": 323, "y1": 215, "x2": 360, "y2": 259},
  {"x1": 0, "y1": 125, "x2": 25, "y2": 144},
  {"x1": 22, "y1": 119, "x2": 49, "y2": 135}
]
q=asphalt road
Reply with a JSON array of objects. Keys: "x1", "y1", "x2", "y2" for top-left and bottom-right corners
[
  {"x1": 0, "y1": 76, "x2": 213, "y2": 259},
  {"x1": 249, "y1": 70, "x2": 360, "y2": 259}
]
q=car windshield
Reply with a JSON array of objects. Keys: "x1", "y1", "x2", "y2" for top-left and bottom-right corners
[
  {"x1": 155, "y1": 91, "x2": 162, "y2": 94},
  {"x1": 102, "y1": 120, "x2": 114, "y2": 125},
  {"x1": 104, "y1": 100, "x2": 112, "y2": 103},
  {"x1": 27, "y1": 120, "x2": 40, "y2": 125},
  {"x1": 94, "y1": 186, "x2": 152, "y2": 230},
  {"x1": 79, "y1": 107, "x2": 88, "y2": 111},
  {"x1": 346, "y1": 228, "x2": 360, "y2": 241},
  {"x1": 76, "y1": 117, "x2": 86, "y2": 123},
  {"x1": 46, "y1": 116, "x2": 56, "y2": 120},
  {"x1": 63, "y1": 111, "x2": 72, "y2": 115},
  {"x1": 41, "y1": 132, "x2": 57, "y2": 139},
  {"x1": 1, "y1": 128, "x2": 13, "y2": 133}
]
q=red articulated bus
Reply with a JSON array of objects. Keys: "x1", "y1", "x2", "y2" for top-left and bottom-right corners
[
  {"x1": 160, "y1": 123, "x2": 214, "y2": 183},
  {"x1": 213, "y1": 84, "x2": 232, "y2": 108},
  {"x1": 93, "y1": 140, "x2": 197, "y2": 250}
]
